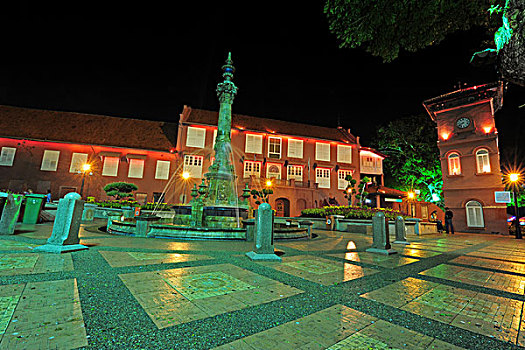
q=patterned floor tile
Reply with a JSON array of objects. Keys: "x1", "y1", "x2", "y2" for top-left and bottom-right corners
[
  {"x1": 0, "y1": 253, "x2": 73, "y2": 276},
  {"x1": 328, "y1": 251, "x2": 419, "y2": 268},
  {"x1": 261, "y1": 255, "x2": 378, "y2": 286},
  {"x1": 119, "y1": 264, "x2": 303, "y2": 328},
  {"x1": 0, "y1": 240, "x2": 39, "y2": 251},
  {"x1": 0, "y1": 279, "x2": 87, "y2": 349},
  {"x1": 99, "y1": 250, "x2": 213, "y2": 267}
]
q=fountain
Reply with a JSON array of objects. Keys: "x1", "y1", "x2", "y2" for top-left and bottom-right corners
[{"x1": 106, "y1": 54, "x2": 309, "y2": 240}]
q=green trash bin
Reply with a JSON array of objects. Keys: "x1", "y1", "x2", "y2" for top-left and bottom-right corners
[{"x1": 22, "y1": 194, "x2": 46, "y2": 224}]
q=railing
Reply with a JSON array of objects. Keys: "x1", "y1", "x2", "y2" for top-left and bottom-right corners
[{"x1": 244, "y1": 176, "x2": 316, "y2": 189}]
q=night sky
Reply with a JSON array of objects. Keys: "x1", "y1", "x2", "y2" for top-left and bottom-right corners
[{"x1": 0, "y1": 3, "x2": 523, "y2": 158}]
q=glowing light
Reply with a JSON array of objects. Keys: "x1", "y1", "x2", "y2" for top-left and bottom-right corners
[
  {"x1": 82, "y1": 163, "x2": 91, "y2": 172},
  {"x1": 407, "y1": 192, "x2": 415, "y2": 199},
  {"x1": 265, "y1": 180, "x2": 272, "y2": 187},
  {"x1": 509, "y1": 173, "x2": 520, "y2": 183},
  {"x1": 431, "y1": 193, "x2": 440, "y2": 202},
  {"x1": 483, "y1": 126, "x2": 492, "y2": 134},
  {"x1": 346, "y1": 241, "x2": 356, "y2": 250},
  {"x1": 182, "y1": 172, "x2": 190, "y2": 180},
  {"x1": 441, "y1": 133, "x2": 450, "y2": 140}
]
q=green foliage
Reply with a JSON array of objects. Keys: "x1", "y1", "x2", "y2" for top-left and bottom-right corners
[
  {"x1": 250, "y1": 188, "x2": 273, "y2": 205},
  {"x1": 324, "y1": 0, "x2": 505, "y2": 62},
  {"x1": 103, "y1": 182, "x2": 138, "y2": 200},
  {"x1": 342, "y1": 174, "x2": 370, "y2": 206},
  {"x1": 301, "y1": 205, "x2": 408, "y2": 220},
  {"x1": 373, "y1": 114, "x2": 443, "y2": 205}
]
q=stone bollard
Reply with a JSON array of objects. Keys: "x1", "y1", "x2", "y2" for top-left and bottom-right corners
[
  {"x1": 81, "y1": 203, "x2": 98, "y2": 222},
  {"x1": 366, "y1": 212, "x2": 397, "y2": 255},
  {"x1": 246, "y1": 203, "x2": 281, "y2": 261},
  {"x1": 393, "y1": 216, "x2": 409, "y2": 244},
  {"x1": 34, "y1": 192, "x2": 88, "y2": 253},
  {"x1": 299, "y1": 220, "x2": 314, "y2": 239},
  {"x1": 0, "y1": 194, "x2": 24, "y2": 235}
]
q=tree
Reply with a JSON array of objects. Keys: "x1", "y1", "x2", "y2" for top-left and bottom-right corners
[
  {"x1": 373, "y1": 114, "x2": 443, "y2": 205},
  {"x1": 103, "y1": 182, "x2": 138, "y2": 200},
  {"x1": 324, "y1": 0, "x2": 525, "y2": 86}
]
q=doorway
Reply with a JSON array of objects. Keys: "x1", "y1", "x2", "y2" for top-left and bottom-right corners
[{"x1": 275, "y1": 198, "x2": 290, "y2": 217}]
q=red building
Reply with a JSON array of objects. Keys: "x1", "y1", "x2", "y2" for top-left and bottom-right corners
[
  {"x1": 0, "y1": 105, "x2": 177, "y2": 203},
  {"x1": 423, "y1": 82, "x2": 507, "y2": 234},
  {"x1": 175, "y1": 106, "x2": 385, "y2": 217}
]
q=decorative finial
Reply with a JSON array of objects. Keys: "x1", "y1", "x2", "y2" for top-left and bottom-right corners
[{"x1": 222, "y1": 52, "x2": 235, "y2": 81}]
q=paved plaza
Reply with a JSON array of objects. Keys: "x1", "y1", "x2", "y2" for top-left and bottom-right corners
[{"x1": 0, "y1": 221, "x2": 524, "y2": 349}]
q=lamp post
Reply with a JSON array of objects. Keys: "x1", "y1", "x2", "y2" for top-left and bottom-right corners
[
  {"x1": 509, "y1": 173, "x2": 522, "y2": 239},
  {"x1": 182, "y1": 171, "x2": 191, "y2": 204},
  {"x1": 79, "y1": 163, "x2": 92, "y2": 198},
  {"x1": 407, "y1": 191, "x2": 415, "y2": 217}
]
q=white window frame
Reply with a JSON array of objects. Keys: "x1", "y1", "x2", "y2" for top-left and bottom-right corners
[
  {"x1": 69, "y1": 153, "x2": 88, "y2": 173},
  {"x1": 245, "y1": 134, "x2": 263, "y2": 154},
  {"x1": 102, "y1": 156, "x2": 119, "y2": 176},
  {"x1": 266, "y1": 162, "x2": 281, "y2": 179},
  {"x1": 212, "y1": 129, "x2": 218, "y2": 149},
  {"x1": 466, "y1": 200, "x2": 484, "y2": 227},
  {"x1": 186, "y1": 126, "x2": 206, "y2": 148},
  {"x1": 315, "y1": 142, "x2": 330, "y2": 161},
  {"x1": 0, "y1": 147, "x2": 16, "y2": 166},
  {"x1": 287, "y1": 165, "x2": 303, "y2": 182},
  {"x1": 315, "y1": 167, "x2": 331, "y2": 188},
  {"x1": 244, "y1": 161, "x2": 261, "y2": 178},
  {"x1": 476, "y1": 149, "x2": 490, "y2": 173},
  {"x1": 128, "y1": 158, "x2": 145, "y2": 179},
  {"x1": 448, "y1": 153, "x2": 461, "y2": 175},
  {"x1": 337, "y1": 145, "x2": 352, "y2": 164},
  {"x1": 287, "y1": 139, "x2": 303, "y2": 159},
  {"x1": 268, "y1": 137, "x2": 282, "y2": 159},
  {"x1": 338, "y1": 169, "x2": 354, "y2": 190},
  {"x1": 41, "y1": 150, "x2": 60, "y2": 171},
  {"x1": 183, "y1": 155, "x2": 204, "y2": 178},
  {"x1": 155, "y1": 160, "x2": 171, "y2": 180}
]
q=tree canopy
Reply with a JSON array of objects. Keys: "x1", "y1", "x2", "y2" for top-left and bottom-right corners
[
  {"x1": 324, "y1": 0, "x2": 525, "y2": 86},
  {"x1": 373, "y1": 114, "x2": 443, "y2": 205}
]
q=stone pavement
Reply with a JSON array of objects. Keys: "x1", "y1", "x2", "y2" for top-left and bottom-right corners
[{"x1": 0, "y1": 221, "x2": 524, "y2": 349}]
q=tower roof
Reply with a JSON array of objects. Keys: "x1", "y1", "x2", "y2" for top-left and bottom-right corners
[{"x1": 423, "y1": 81, "x2": 504, "y2": 121}]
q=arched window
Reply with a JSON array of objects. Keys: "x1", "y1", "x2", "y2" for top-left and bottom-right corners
[
  {"x1": 465, "y1": 201, "x2": 484, "y2": 227},
  {"x1": 476, "y1": 149, "x2": 490, "y2": 173},
  {"x1": 448, "y1": 152, "x2": 461, "y2": 175}
]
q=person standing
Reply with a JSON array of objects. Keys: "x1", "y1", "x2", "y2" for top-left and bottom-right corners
[
  {"x1": 46, "y1": 189, "x2": 52, "y2": 203},
  {"x1": 444, "y1": 207, "x2": 454, "y2": 234}
]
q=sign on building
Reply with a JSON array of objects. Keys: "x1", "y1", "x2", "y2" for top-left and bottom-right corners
[{"x1": 494, "y1": 191, "x2": 512, "y2": 203}]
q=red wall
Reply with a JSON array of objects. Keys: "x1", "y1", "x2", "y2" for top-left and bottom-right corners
[{"x1": 0, "y1": 137, "x2": 175, "y2": 202}]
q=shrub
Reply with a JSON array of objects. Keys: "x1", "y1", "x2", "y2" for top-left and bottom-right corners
[
  {"x1": 103, "y1": 182, "x2": 138, "y2": 200},
  {"x1": 301, "y1": 206, "x2": 408, "y2": 220}
]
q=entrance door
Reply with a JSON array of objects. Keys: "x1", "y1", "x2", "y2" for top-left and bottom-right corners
[{"x1": 275, "y1": 198, "x2": 290, "y2": 217}]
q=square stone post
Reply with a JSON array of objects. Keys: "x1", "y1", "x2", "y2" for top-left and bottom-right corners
[
  {"x1": 34, "y1": 192, "x2": 88, "y2": 253},
  {"x1": 0, "y1": 194, "x2": 24, "y2": 235},
  {"x1": 393, "y1": 216, "x2": 410, "y2": 244},
  {"x1": 246, "y1": 203, "x2": 281, "y2": 261},
  {"x1": 366, "y1": 212, "x2": 397, "y2": 255}
]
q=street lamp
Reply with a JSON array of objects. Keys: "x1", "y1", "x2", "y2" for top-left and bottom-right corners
[
  {"x1": 181, "y1": 172, "x2": 191, "y2": 203},
  {"x1": 509, "y1": 172, "x2": 522, "y2": 239},
  {"x1": 79, "y1": 163, "x2": 92, "y2": 198},
  {"x1": 407, "y1": 191, "x2": 416, "y2": 217}
]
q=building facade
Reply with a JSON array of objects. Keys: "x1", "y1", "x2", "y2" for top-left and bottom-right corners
[
  {"x1": 175, "y1": 106, "x2": 384, "y2": 217},
  {"x1": 0, "y1": 105, "x2": 177, "y2": 203},
  {"x1": 423, "y1": 82, "x2": 507, "y2": 234}
]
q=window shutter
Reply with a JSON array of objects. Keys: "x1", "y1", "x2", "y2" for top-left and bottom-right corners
[
  {"x1": 41, "y1": 150, "x2": 60, "y2": 171},
  {"x1": 245, "y1": 134, "x2": 263, "y2": 154},
  {"x1": 102, "y1": 156, "x2": 119, "y2": 176},
  {"x1": 315, "y1": 143, "x2": 330, "y2": 161},
  {"x1": 337, "y1": 145, "x2": 352, "y2": 163},
  {"x1": 155, "y1": 160, "x2": 171, "y2": 180},
  {"x1": 128, "y1": 159, "x2": 145, "y2": 178},
  {"x1": 0, "y1": 147, "x2": 16, "y2": 166},
  {"x1": 69, "y1": 153, "x2": 88, "y2": 173},
  {"x1": 186, "y1": 127, "x2": 206, "y2": 148},
  {"x1": 288, "y1": 139, "x2": 303, "y2": 158}
]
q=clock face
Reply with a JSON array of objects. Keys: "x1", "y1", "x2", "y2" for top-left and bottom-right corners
[{"x1": 456, "y1": 117, "x2": 471, "y2": 129}]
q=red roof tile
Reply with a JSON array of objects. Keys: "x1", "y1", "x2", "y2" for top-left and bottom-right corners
[
  {"x1": 0, "y1": 105, "x2": 177, "y2": 152},
  {"x1": 180, "y1": 106, "x2": 357, "y2": 144}
]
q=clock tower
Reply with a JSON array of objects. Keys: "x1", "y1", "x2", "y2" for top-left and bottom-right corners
[{"x1": 423, "y1": 82, "x2": 507, "y2": 234}]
